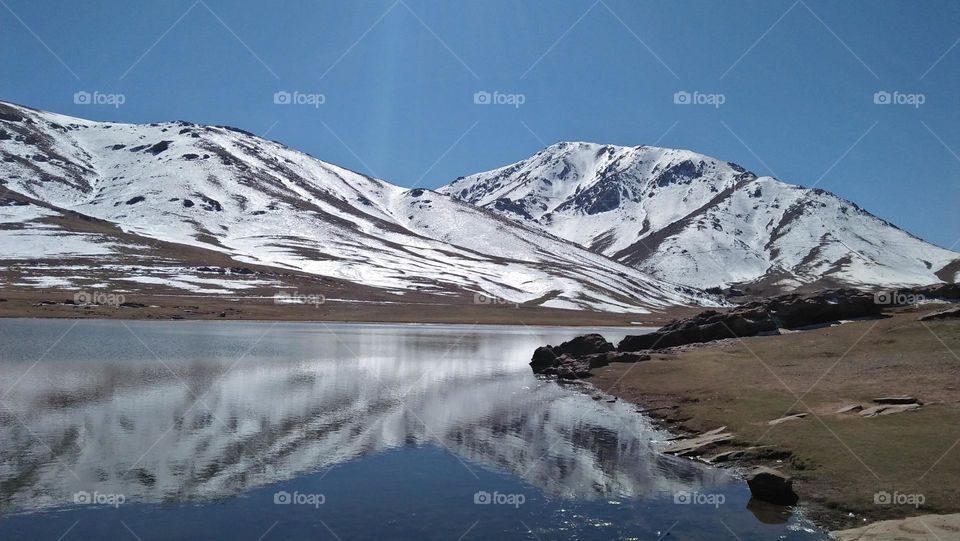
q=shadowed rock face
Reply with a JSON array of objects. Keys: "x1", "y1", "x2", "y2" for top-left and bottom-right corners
[{"x1": 746, "y1": 467, "x2": 798, "y2": 506}]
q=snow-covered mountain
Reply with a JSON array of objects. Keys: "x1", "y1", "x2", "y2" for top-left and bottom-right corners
[
  {"x1": 0, "y1": 101, "x2": 717, "y2": 313},
  {"x1": 441, "y1": 142, "x2": 959, "y2": 292}
]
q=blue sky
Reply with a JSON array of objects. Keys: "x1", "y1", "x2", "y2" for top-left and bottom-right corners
[{"x1": 2, "y1": 0, "x2": 958, "y2": 248}]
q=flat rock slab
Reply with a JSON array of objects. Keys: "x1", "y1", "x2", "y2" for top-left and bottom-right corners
[
  {"x1": 768, "y1": 413, "x2": 808, "y2": 425},
  {"x1": 835, "y1": 404, "x2": 863, "y2": 414},
  {"x1": 859, "y1": 403, "x2": 922, "y2": 417},
  {"x1": 830, "y1": 512, "x2": 960, "y2": 541},
  {"x1": 663, "y1": 429, "x2": 733, "y2": 456}
]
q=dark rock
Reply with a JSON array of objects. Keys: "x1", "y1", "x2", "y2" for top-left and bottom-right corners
[
  {"x1": 746, "y1": 466, "x2": 798, "y2": 505},
  {"x1": 0, "y1": 111, "x2": 24, "y2": 122},
  {"x1": 200, "y1": 196, "x2": 223, "y2": 211},
  {"x1": 146, "y1": 140, "x2": 172, "y2": 155},
  {"x1": 553, "y1": 333, "x2": 614, "y2": 357},
  {"x1": 530, "y1": 334, "x2": 616, "y2": 376},
  {"x1": 619, "y1": 289, "x2": 882, "y2": 351},
  {"x1": 553, "y1": 354, "x2": 592, "y2": 380},
  {"x1": 531, "y1": 335, "x2": 649, "y2": 377},
  {"x1": 530, "y1": 346, "x2": 557, "y2": 366}
]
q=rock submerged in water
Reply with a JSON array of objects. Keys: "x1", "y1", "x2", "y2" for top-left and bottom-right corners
[{"x1": 746, "y1": 466, "x2": 799, "y2": 506}]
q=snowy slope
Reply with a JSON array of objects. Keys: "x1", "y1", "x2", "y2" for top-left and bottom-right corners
[
  {"x1": 442, "y1": 142, "x2": 959, "y2": 291},
  {"x1": 0, "y1": 102, "x2": 717, "y2": 312}
]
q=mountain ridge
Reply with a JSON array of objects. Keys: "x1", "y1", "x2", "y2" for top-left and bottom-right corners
[
  {"x1": 440, "y1": 141, "x2": 959, "y2": 293},
  {"x1": 0, "y1": 100, "x2": 717, "y2": 313}
]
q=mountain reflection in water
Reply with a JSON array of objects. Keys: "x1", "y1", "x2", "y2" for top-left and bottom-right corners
[
  {"x1": 0, "y1": 320, "x2": 826, "y2": 540},
  {"x1": 0, "y1": 321, "x2": 711, "y2": 510}
]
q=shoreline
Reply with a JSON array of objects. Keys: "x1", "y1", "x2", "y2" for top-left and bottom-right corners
[
  {"x1": 0, "y1": 290, "x2": 698, "y2": 327},
  {"x1": 0, "y1": 314, "x2": 654, "y2": 330},
  {"x1": 581, "y1": 305, "x2": 960, "y2": 534}
]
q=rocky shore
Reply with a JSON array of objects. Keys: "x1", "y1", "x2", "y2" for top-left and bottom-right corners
[{"x1": 530, "y1": 286, "x2": 960, "y2": 533}]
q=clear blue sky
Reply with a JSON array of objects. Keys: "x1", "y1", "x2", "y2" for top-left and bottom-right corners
[{"x1": 2, "y1": 0, "x2": 958, "y2": 248}]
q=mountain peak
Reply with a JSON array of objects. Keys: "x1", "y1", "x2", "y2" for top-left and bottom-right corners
[{"x1": 441, "y1": 143, "x2": 958, "y2": 292}]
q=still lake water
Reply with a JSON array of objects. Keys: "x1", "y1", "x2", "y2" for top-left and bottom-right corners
[{"x1": 0, "y1": 319, "x2": 826, "y2": 540}]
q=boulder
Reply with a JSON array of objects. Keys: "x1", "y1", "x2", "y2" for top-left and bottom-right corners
[
  {"x1": 530, "y1": 334, "x2": 613, "y2": 366},
  {"x1": 553, "y1": 333, "x2": 614, "y2": 357},
  {"x1": 746, "y1": 466, "x2": 799, "y2": 505},
  {"x1": 530, "y1": 334, "x2": 642, "y2": 377},
  {"x1": 530, "y1": 346, "x2": 557, "y2": 367}
]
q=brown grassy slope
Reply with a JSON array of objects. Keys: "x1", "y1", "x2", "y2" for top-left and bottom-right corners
[{"x1": 590, "y1": 306, "x2": 960, "y2": 530}]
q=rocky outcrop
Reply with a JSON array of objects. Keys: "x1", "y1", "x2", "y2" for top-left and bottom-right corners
[
  {"x1": 746, "y1": 466, "x2": 799, "y2": 505},
  {"x1": 619, "y1": 289, "x2": 882, "y2": 351},
  {"x1": 531, "y1": 334, "x2": 654, "y2": 378},
  {"x1": 532, "y1": 349, "x2": 650, "y2": 379},
  {"x1": 530, "y1": 333, "x2": 613, "y2": 367}
]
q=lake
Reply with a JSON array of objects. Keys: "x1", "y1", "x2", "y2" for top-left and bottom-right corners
[{"x1": 0, "y1": 319, "x2": 826, "y2": 540}]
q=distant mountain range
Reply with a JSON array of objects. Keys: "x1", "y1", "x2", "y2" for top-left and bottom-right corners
[
  {"x1": 1, "y1": 101, "x2": 956, "y2": 313},
  {"x1": 0, "y1": 101, "x2": 713, "y2": 313}
]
